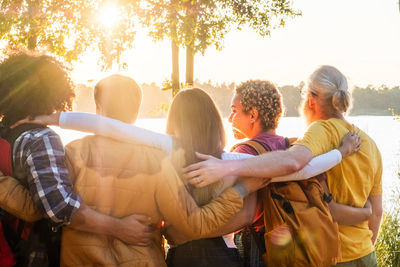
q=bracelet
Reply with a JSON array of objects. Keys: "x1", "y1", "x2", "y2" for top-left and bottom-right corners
[{"x1": 323, "y1": 193, "x2": 333, "y2": 203}]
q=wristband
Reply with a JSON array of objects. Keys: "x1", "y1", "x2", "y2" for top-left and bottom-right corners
[{"x1": 233, "y1": 183, "x2": 249, "y2": 199}]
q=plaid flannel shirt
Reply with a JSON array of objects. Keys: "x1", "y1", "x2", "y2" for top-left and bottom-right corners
[{"x1": 12, "y1": 127, "x2": 81, "y2": 225}]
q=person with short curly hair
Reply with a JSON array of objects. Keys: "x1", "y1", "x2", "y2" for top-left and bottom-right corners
[
  {"x1": 233, "y1": 80, "x2": 284, "y2": 136},
  {"x1": 229, "y1": 80, "x2": 286, "y2": 267}
]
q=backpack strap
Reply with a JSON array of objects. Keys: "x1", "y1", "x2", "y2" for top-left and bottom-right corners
[
  {"x1": 285, "y1": 137, "x2": 290, "y2": 149},
  {"x1": 231, "y1": 139, "x2": 272, "y2": 155}
]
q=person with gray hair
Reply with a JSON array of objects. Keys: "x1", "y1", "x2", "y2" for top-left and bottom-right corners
[{"x1": 184, "y1": 65, "x2": 383, "y2": 267}]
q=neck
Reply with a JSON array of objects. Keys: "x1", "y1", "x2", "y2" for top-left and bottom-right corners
[
  {"x1": 313, "y1": 111, "x2": 345, "y2": 122},
  {"x1": 247, "y1": 123, "x2": 275, "y2": 138}
]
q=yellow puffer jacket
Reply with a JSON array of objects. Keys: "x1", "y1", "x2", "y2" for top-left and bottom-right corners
[{"x1": 62, "y1": 135, "x2": 243, "y2": 267}]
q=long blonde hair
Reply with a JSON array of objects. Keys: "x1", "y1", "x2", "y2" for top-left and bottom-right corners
[{"x1": 166, "y1": 88, "x2": 226, "y2": 205}]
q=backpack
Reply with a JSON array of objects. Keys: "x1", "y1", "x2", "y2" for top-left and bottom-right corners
[
  {"x1": 0, "y1": 124, "x2": 61, "y2": 267},
  {"x1": 238, "y1": 139, "x2": 341, "y2": 267}
]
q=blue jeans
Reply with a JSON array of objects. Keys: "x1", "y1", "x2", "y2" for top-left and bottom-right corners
[{"x1": 166, "y1": 237, "x2": 242, "y2": 267}]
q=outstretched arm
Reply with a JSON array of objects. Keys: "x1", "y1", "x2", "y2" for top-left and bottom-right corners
[
  {"x1": 272, "y1": 131, "x2": 359, "y2": 183},
  {"x1": 222, "y1": 149, "x2": 343, "y2": 183},
  {"x1": 185, "y1": 131, "x2": 361, "y2": 188},
  {"x1": 184, "y1": 145, "x2": 312, "y2": 187},
  {"x1": 12, "y1": 112, "x2": 173, "y2": 154}
]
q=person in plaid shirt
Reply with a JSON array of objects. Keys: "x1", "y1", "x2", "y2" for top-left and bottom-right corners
[{"x1": 0, "y1": 50, "x2": 153, "y2": 266}]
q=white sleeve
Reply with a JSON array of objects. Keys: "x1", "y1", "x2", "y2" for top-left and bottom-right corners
[
  {"x1": 272, "y1": 149, "x2": 342, "y2": 182},
  {"x1": 59, "y1": 112, "x2": 173, "y2": 153},
  {"x1": 221, "y1": 152, "x2": 255, "y2": 160}
]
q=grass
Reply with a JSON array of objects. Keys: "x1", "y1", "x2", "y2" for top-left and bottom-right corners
[{"x1": 375, "y1": 114, "x2": 400, "y2": 266}]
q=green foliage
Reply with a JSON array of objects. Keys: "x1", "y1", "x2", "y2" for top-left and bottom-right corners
[
  {"x1": 0, "y1": 0, "x2": 138, "y2": 69},
  {"x1": 375, "y1": 112, "x2": 400, "y2": 266},
  {"x1": 137, "y1": 0, "x2": 301, "y2": 53},
  {"x1": 376, "y1": 209, "x2": 400, "y2": 267},
  {"x1": 352, "y1": 85, "x2": 400, "y2": 116}
]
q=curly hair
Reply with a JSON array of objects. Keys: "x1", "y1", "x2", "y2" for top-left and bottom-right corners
[
  {"x1": 235, "y1": 80, "x2": 284, "y2": 131},
  {"x1": 0, "y1": 50, "x2": 75, "y2": 127}
]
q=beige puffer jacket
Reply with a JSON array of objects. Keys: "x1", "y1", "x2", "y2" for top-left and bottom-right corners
[{"x1": 61, "y1": 135, "x2": 243, "y2": 267}]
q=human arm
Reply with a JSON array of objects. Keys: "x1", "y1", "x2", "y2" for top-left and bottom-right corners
[
  {"x1": 155, "y1": 158, "x2": 266, "y2": 240},
  {"x1": 12, "y1": 112, "x2": 173, "y2": 154},
  {"x1": 273, "y1": 131, "x2": 360, "y2": 182},
  {"x1": 68, "y1": 204, "x2": 154, "y2": 246},
  {"x1": 22, "y1": 129, "x2": 153, "y2": 245},
  {"x1": 206, "y1": 191, "x2": 257, "y2": 237},
  {"x1": 368, "y1": 151, "x2": 383, "y2": 244},
  {"x1": 184, "y1": 123, "x2": 359, "y2": 187},
  {"x1": 0, "y1": 173, "x2": 42, "y2": 222},
  {"x1": 329, "y1": 200, "x2": 372, "y2": 226},
  {"x1": 220, "y1": 131, "x2": 359, "y2": 184},
  {"x1": 368, "y1": 195, "x2": 383, "y2": 244},
  {"x1": 164, "y1": 192, "x2": 257, "y2": 245},
  {"x1": 184, "y1": 145, "x2": 313, "y2": 187},
  {"x1": 320, "y1": 180, "x2": 372, "y2": 225}
]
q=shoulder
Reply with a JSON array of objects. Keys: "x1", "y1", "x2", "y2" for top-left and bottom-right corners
[
  {"x1": 67, "y1": 134, "x2": 169, "y2": 159},
  {"x1": 307, "y1": 120, "x2": 334, "y2": 131},
  {"x1": 300, "y1": 120, "x2": 337, "y2": 141},
  {"x1": 232, "y1": 142, "x2": 258, "y2": 155},
  {"x1": 16, "y1": 127, "x2": 63, "y2": 150},
  {"x1": 19, "y1": 127, "x2": 58, "y2": 140}
]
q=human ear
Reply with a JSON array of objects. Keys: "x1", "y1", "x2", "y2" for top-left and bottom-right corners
[
  {"x1": 96, "y1": 103, "x2": 104, "y2": 115},
  {"x1": 250, "y1": 108, "x2": 259, "y2": 123},
  {"x1": 308, "y1": 96, "x2": 316, "y2": 109}
]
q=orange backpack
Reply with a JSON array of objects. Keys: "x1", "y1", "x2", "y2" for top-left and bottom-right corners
[{"x1": 240, "y1": 140, "x2": 341, "y2": 267}]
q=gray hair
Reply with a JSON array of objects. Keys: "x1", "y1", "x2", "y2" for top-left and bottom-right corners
[{"x1": 308, "y1": 65, "x2": 352, "y2": 114}]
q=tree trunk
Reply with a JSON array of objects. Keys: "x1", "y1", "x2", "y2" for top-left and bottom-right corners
[
  {"x1": 186, "y1": 47, "x2": 194, "y2": 88},
  {"x1": 27, "y1": 0, "x2": 40, "y2": 50},
  {"x1": 171, "y1": 39, "x2": 180, "y2": 97},
  {"x1": 27, "y1": 34, "x2": 37, "y2": 50}
]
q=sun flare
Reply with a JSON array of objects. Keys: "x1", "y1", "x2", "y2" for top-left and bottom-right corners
[{"x1": 98, "y1": 4, "x2": 120, "y2": 29}]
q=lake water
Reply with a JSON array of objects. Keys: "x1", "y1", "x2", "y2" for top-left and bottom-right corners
[{"x1": 53, "y1": 116, "x2": 400, "y2": 209}]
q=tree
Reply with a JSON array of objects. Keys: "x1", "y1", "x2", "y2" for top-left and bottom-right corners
[
  {"x1": 0, "y1": 0, "x2": 137, "y2": 69},
  {"x1": 137, "y1": 0, "x2": 300, "y2": 95}
]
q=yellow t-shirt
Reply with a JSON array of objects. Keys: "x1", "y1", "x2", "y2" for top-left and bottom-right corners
[{"x1": 295, "y1": 118, "x2": 382, "y2": 262}]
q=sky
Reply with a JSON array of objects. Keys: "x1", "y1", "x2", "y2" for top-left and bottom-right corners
[{"x1": 72, "y1": 0, "x2": 400, "y2": 88}]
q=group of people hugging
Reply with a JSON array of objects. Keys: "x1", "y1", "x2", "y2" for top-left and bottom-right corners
[{"x1": 0, "y1": 50, "x2": 382, "y2": 267}]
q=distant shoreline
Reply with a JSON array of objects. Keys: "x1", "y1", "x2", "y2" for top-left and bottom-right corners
[{"x1": 74, "y1": 82, "x2": 400, "y2": 118}]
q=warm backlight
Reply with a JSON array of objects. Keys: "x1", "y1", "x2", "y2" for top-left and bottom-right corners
[{"x1": 98, "y1": 3, "x2": 120, "y2": 29}]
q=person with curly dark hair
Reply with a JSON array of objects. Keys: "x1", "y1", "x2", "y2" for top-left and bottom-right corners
[
  {"x1": 0, "y1": 51, "x2": 154, "y2": 266},
  {"x1": 0, "y1": 51, "x2": 75, "y2": 127}
]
